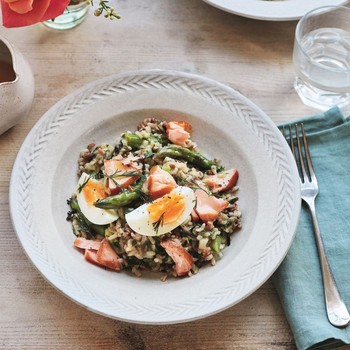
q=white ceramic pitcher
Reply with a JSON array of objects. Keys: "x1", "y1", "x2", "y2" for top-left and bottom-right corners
[{"x1": 0, "y1": 35, "x2": 35, "y2": 135}]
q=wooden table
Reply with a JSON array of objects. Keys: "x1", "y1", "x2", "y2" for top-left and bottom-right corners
[{"x1": 1, "y1": 1, "x2": 342, "y2": 348}]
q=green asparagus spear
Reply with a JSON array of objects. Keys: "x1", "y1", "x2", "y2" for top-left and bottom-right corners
[
  {"x1": 94, "y1": 179, "x2": 145, "y2": 209},
  {"x1": 123, "y1": 132, "x2": 143, "y2": 149},
  {"x1": 154, "y1": 145, "x2": 224, "y2": 171},
  {"x1": 123, "y1": 132, "x2": 168, "y2": 149}
]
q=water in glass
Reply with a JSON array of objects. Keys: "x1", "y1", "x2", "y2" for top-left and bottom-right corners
[{"x1": 293, "y1": 6, "x2": 350, "y2": 110}]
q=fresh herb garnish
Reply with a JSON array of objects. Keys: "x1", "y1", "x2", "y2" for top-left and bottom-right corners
[
  {"x1": 108, "y1": 169, "x2": 143, "y2": 178},
  {"x1": 105, "y1": 169, "x2": 144, "y2": 193},
  {"x1": 178, "y1": 175, "x2": 212, "y2": 196},
  {"x1": 77, "y1": 176, "x2": 91, "y2": 193},
  {"x1": 152, "y1": 212, "x2": 165, "y2": 234}
]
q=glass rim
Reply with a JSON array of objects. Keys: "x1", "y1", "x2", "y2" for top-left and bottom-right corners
[{"x1": 295, "y1": 5, "x2": 350, "y2": 73}]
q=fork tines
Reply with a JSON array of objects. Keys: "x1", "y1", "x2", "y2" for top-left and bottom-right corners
[{"x1": 282, "y1": 124, "x2": 316, "y2": 184}]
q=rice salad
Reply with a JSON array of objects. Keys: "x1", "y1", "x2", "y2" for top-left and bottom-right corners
[{"x1": 67, "y1": 118, "x2": 242, "y2": 280}]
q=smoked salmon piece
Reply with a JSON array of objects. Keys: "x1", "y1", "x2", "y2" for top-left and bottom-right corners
[
  {"x1": 165, "y1": 121, "x2": 192, "y2": 147},
  {"x1": 194, "y1": 188, "x2": 229, "y2": 222},
  {"x1": 203, "y1": 169, "x2": 239, "y2": 193},
  {"x1": 74, "y1": 237, "x2": 101, "y2": 251},
  {"x1": 96, "y1": 238, "x2": 122, "y2": 271},
  {"x1": 104, "y1": 159, "x2": 141, "y2": 195},
  {"x1": 169, "y1": 121, "x2": 192, "y2": 133},
  {"x1": 190, "y1": 209, "x2": 200, "y2": 222},
  {"x1": 75, "y1": 237, "x2": 122, "y2": 271},
  {"x1": 147, "y1": 165, "x2": 177, "y2": 200},
  {"x1": 161, "y1": 239, "x2": 193, "y2": 276},
  {"x1": 84, "y1": 249, "x2": 101, "y2": 265}
]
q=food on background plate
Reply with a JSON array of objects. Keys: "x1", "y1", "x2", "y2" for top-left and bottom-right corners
[{"x1": 67, "y1": 118, "x2": 242, "y2": 279}]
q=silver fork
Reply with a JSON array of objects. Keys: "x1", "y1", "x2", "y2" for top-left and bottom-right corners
[{"x1": 283, "y1": 123, "x2": 350, "y2": 328}]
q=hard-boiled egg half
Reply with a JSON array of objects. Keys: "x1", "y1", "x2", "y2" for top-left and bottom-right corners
[
  {"x1": 76, "y1": 172, "x2": 119, "y2": 225},
  {"x1": 125, "y1": 186, "x2": 196, "y2": 236}
]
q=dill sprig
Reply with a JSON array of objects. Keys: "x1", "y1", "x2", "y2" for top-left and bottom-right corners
[
  {"x1": 152, "y1": 213, "x2": 165, "y2": 234},
  {"x1": 107, "y1": 169, "x2": 143, "y2": 179},
  {"x1": 105, "y1": 169, "x2": 144, "y2": 193},
  {"x1": 77, "y1": 176, "x2": 91, "y2": 193},
  {"x1": 178, "y1": 175, "x2": 212, "y2": 196}
]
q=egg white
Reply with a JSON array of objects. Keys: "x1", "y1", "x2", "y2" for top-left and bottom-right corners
[
  {"x1": 76, "y1": 172, "x2": 119, "y2": 225},
  {"x1": 125, "y1": 186, "x2": 196, "y2": 236}
]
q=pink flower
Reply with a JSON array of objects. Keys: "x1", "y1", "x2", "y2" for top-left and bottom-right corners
[{"x1": 1, "y1": 0, "x2": 71, "y2": 28}]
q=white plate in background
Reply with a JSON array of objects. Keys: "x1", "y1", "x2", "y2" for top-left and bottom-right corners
[{"x1": 202, "y1": 0, "x2": 348, "y2": 21}]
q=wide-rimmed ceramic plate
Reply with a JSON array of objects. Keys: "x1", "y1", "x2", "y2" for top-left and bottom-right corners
[
  {"x1": 10, "y1": 70, "x2": 300, "y2": 324},
  {"x1": 202, "y1": 0, "x2": 348, "y2": 21}
]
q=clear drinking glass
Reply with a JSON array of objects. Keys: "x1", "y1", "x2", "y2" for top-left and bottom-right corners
[{"x1": 293, "y1": 6, "x2": 350, "y2": 110}]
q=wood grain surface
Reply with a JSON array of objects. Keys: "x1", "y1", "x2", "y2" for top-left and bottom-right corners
[{"x1": 2, "y1": 1, "x2": 347, "y2": 349}]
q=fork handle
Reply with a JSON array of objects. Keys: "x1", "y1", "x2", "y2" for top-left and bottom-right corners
[{"x1": 307, "y1": 200, "x2": 350, "y2": 328}]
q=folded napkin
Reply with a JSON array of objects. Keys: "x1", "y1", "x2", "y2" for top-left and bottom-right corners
[{"x1": 273, "y1": 107, "x2": 350, "y2": 350}]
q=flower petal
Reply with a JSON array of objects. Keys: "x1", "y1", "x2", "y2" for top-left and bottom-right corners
[
  {"x1": 42, "y1": 0, "x2": 71, "y2": 21},
  {"x1": 1, "y1": 0, "x2": 71, "y2": 28},
  {"x1": 8, "y1": 0, "x2": 33, "y2": 14},
  {"x1": 3, "y1": 0, "x2": 23, "y2": 3}
]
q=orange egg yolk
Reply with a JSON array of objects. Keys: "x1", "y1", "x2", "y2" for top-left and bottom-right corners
[
  {"x1": 147, "y1": 193, "x2": 185, "y2": 225},
  {"x1": 83, "y1": 179, "x2": 107, "y2": 205}
]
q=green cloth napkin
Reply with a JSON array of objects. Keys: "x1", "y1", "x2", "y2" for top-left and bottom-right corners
[{"x1": 273, "y1": 107, "x2": 350, "y2": 350}]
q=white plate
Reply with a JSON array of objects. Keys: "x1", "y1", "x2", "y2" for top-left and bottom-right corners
[
  {"x1": 10, "y1": 70, "x2": 300, "y2": 324},
  {"x1": 202, "y1": 0, "x2": 349, "y2": 21}
]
